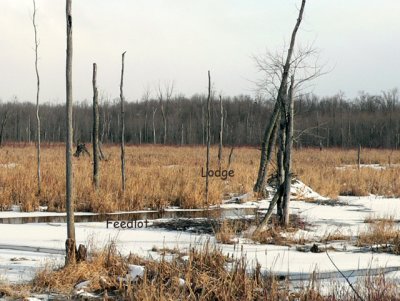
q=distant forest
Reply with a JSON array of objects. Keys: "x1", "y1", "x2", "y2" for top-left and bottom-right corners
[{"x1": 0, "y1": 89, "x2": 399, "y2": 149}]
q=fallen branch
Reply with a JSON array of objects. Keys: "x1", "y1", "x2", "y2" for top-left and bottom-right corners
[{"x1": 326, "y1": 248, "x2": 364, "y2": 301}]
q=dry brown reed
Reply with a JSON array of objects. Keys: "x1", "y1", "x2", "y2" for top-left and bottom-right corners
[{"x1": 2, "y1": 144, "x2": 400, "y2": 213}]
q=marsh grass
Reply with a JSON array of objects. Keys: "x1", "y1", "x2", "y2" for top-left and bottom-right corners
[
  {"x1": 2, "y1": 240, "x2": 400, "y2": 300},
  {"x1": 2, "y1": 144, "x2": 400, "y2": 212}
]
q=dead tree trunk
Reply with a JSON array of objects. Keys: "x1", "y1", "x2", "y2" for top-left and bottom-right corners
[
  {"x1": 92, "y1": 63, "x2": 99, "y2": 189},
  {"x1": 253, "y1": 101, "x2": 280, "y2": 194},
  {"x1": 276, "y1": 100, "x2": 286, "y2": 221},
  {"x1": 281, "y1": 76, "x2": 295, "y2": 227},
  {"x1": 255, "y1": 0, "x2": 306, "y2": 232},
  {"x1": 65, "y1": 0, "x2": 76, "y2": 265},
  {"x1": 160, "y1": 102, "x2": 167, "y2": 144},
  {"x1": 218, "y1": 95, "x2": 223, "y2": 167},
  {"x1": 32, "y1": 0, "x2": 41, "y2": 195},
  {"x1": 120, "y1": 51, "x2": 126, "y2": 192},
  {"x1": 227, "y1": 147, "x2": 234, "y2": 169},
  {"x1": 205, "y1": 71, "x2": 211, "y2": 206},
  {"x1": 253, "y1": 0, "x2": 306, "y2": 195}
]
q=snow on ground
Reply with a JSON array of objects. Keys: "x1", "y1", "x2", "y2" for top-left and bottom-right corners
[{"x1": 1, "y1": 182, "x2": 400, "y2": 286}]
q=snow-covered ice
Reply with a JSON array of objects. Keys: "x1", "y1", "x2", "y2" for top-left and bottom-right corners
[{"x1": 1, "y1": 184, "x2": 400, "y2": 286}]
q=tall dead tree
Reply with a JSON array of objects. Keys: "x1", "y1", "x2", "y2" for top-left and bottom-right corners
[
  {"x1": 205, "y1": 71, "x2": 211, "y2": 206},
  {"x1": 218, "y1": 95, "x2": 223, "y2": 167},
  {"x1": 65, "y1": 0, "x2": 76, "y2": 264},
  {"x1": 282, "y1": 75, "x2": 295, "y2": 226},
  {"x1": 254, "y1": 0, "x2": 306, "y2": 195},
  {"x1": 120, "y1": 51, "x2": 126, "y2": 192},
  {"x1": 92, "y1": 63, "x2": 99, "y2": 189},
  {"x1": 157, "y1": 81, "x2": 174, "y2": 144},
  {"x1": 32, "y1": 0, "x2": 41, "y2": 195},
  {"x1": 255, "y1": 0, "x2": 306, "y2": 232}
]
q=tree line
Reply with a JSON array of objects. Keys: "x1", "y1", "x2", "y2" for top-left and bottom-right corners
[{"x1": 0, "y1": 88, "x2": 398, "y2": 149}]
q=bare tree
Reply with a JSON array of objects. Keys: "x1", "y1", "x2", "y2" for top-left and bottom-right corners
[
  {"x1": 157, "y1": 81, "x2": 174, "y2": 144},
  {"x1": 32, "y1": 0, "x2": 41, "y2": 195},
  {"x1": 254, "y1": 0, "x2": 306, "y2": 195},
  {"x1": 282, "y1": 75, "x2": 295, "y2": 226},
  {"x1": 205, "y1": 71, "x2": 211, "y2": 206},
  {"x1": 218, "y1": 95, "x2": 224, "y2": 167},
  {"x1": 255, "y1": 0, "x2": 307, "y2": 232},
  {"x1": 120, "y1": 52, "x2": 126, "y2": 192},
  {"x1": 152, "y1": 106, "x2": 157, "y2": 144},
  {"x1": 65, "y1": 0, "x2": 76, "y2": 264},
  {"x1": 92, "y1": 63, "x2": 99, "y2": 188}
]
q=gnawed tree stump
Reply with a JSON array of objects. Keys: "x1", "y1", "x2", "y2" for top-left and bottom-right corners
[
  {"x1": 65, "y1": 238, "x2": 76, "y2": 264},
  {"x1": 73, "y1": 143, "x2": 90, "y2": 157},
  {"x1": 65, "y1": 238, "x2": 87, "y2": 264},
  {"x1": 77, "y1": 244, "x2": 87, "y2": 262}
]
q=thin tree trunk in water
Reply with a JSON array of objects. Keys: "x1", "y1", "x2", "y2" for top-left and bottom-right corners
[
  {"x1": 65, "y1": 0, "x2": 76, "y2": 265},
  {"x1": 120, "y1": 52, "x2": 126, "y2": 192},
  {"x1": 205, "y1": 71, "x2": 211, "y2": 206},
  {"x1": 218, "y1": 95, "x2": 223, "y2": 167},
  {"x1": 254, "y1": 0, "x2": 306, "y2": 194},
  {"x1": 92, "y1": 63, "x2": 99, "y2": 189},
  {"x1": 282, "y1": 76, "x2": 295, "y2": 227},
  {"x1": 32, "y1": 0, "x2": 41, "y2": 195},
  {"x1": 255, "y1": 184, "x2": 284, "y2": 233}
]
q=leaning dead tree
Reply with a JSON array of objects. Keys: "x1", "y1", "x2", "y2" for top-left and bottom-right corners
[
  {"x1": 92, "y1": 63, "x2": 100, "y2": 188},
  {"x1": 255, "y1": 0, "x2": 307, "y2": 230},
  {"x1": 65, "y1": 0, "x2": 76, "y2": 264},
  {"x1": 32, "y1": 0, "x2": 41, "y2": 195},
  {"x1": 120, "y1": 51, "x2": 126, "y2": 192}
]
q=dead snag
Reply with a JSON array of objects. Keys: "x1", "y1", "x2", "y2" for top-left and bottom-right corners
[
  {"x1": 205, "y1": 71, "x2": 211, "y2": 206},
  {"x1": 92, "y1": 63, "x2": 100, "y2": 188},
  {"x1": 120, "y1": 51, "x2": 126, "y2": 192},
  {"x1": 65, "y1": 0, "x2": 76, "y2": 265}
]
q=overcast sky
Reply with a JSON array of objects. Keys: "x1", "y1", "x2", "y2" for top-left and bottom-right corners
[{"x1": 1, "y1": 0, "x2": 400, "y2": 104}]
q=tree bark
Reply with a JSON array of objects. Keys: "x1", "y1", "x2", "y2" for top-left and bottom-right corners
[
  {"x1": 281, "y1": 76, "x2": 295, "y2": 227},
  {"x1": 65, "y1": 0, "x2": 75, "y2": 265},
  {"x1": 218, "y1": 95, "x2": 223, "y2": 167},
  {"x1": 205, "y1": 71, "x2": 211, "y2": 206},
  {"x1": 276, "y1": 101, "x2": 286, "y2": 221},
  {"x1": 92, "y1": 63, "x2": 99, "y2": 189},
  {"x1": 32, "y1": 0, "x2": 41, "y2": 195},
  {"x1": 120, "y1": 52, "x2": 126, "y2": 192},
  {"x1": 253, "y1": 102, "x2": 280, "y2": 193},
  {"x1": 254, "y1": 184, "x2": 284, "y2": 233}
]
